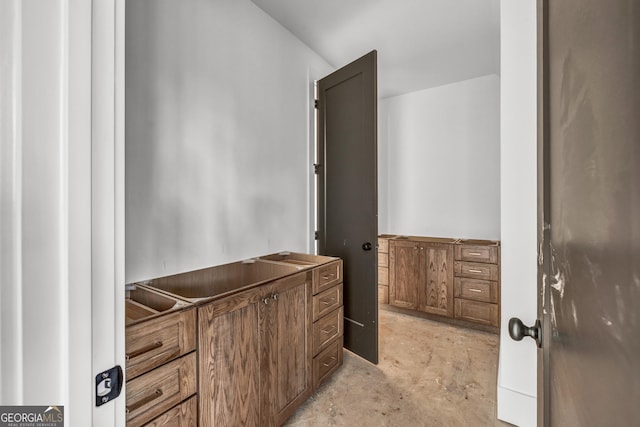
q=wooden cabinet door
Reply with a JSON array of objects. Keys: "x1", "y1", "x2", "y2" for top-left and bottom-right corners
[
  {"x1": 419, "y1": 243, "x2": 454, "y2": 317},
  {"x1": 198, "y1": 289, "x2": 262, "y2": 427},
  {"x1": 261, "y1": 273, "x2": 313, "y2": 426},
  {"x1": 389, "y1": 240, "x2": 421, "y2": 309}
]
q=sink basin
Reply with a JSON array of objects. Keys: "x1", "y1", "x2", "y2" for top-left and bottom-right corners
[
  {"x1": 259, "y1": 252, "x2": 335, "y2": 267},
  {"x1": 126, "y1": 286, "x2": 188, "y2": 324},
  {"x1": 395, "y1": 235, "x2": 458, "y2": 244},
  {"x1": 147, "y1": 259, "x2": 300, "y2": 301}
]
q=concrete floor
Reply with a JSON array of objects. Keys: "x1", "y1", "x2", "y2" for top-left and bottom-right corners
[{"x1": 286, "y1": 308, "x2": 512, "y2": 426}]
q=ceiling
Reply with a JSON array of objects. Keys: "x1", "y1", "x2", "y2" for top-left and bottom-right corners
[{"x1": 250, "y1": 0, "x2": 500, "y2": 99}]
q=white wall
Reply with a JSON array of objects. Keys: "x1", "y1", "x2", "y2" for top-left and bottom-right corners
[
  {"x1": 497, "y1": 1, "x2": 538, "y2": 426},
  {"x1": 125, "y1": 0, "x2": 333, "y2": 283},
  {"x1": 379, "y1": 75, "x2": 500, "y2": 239}
]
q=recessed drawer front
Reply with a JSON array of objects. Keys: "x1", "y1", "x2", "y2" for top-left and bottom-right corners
[
  {"x1": 454, "y1": 277, "x2": 498, "y2": 303},
  {"x1": 378, "y1": 285, "x2": 389, "y2": 304},
  {"x1": 454, "y1": 299, "x2": 499, "y2": 327},
  {"x1": 144, "y1": 395, "x2": 197, "y2": 427},
  {"x1": 378, "y1": 267, "x2": 388, "y2": 286},
  {"x1": 378, "y1": 252, "x2": 388, "y2": 267},
  {"x1": 455, "y1": 244, "x2": 498, "y2": 264},
  {"x1": 378, "y1": 238, "x2": 389, "y2": 253},
  {"x1": 126, "y1": 352, "x2": 197, "y2": 427},
  {"x1": 313, "y1": 284, "x2": 343, "y2": 321},
  {"x1": 126, "y1": 309, "x2": 196, "y2": 380},
  {"x1": 313, "y1": 306, "x2": 344, "y2": 355},
  {"x1": 454, "y1": 261, "x2": 499, "y2": 281},
  {"x1": 313, "y1": 336, "x2": 343, "y2": 390},
  {"x1": 313, "y1": 261, "x2": 342, "y2": 295}
]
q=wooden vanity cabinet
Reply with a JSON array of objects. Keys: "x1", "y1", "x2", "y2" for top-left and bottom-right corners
[
  {"x1": 389, "y1": 239, "x2": 454, "y2": 317},
  {"x1": 198, "y1": 271, "x2": 313, "y2": 427}
]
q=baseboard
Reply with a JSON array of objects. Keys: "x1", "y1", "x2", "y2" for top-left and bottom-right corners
[{"x1": 497, "y1": 384, "x2": 537, "y2": 427}]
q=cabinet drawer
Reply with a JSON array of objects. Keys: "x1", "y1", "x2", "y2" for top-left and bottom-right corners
[
  {"x1": 454, "y1": 261, "x2": 499, "y2": 281},
  {"x1": 126, "y1": 309, "x2": 196, "y2": 380},
  {"x1": 378, "y1": 285, "x2": 389, "y2": 304},
  {"x1": 454, "y1": 277, "x2": 498, "y2": 303},
  {"x1": 126, "y1": 352, "x2": 197, "y2": 427},
  {"x1": 313, "y1": 284, "x2": 343, "y2": 321},
  {"x1": 378, "y1": 238, "x2": 389, "y2": 254},
  {"x1": 378, "y1": 267, "x2": 388, "y2": 286},
  {"x1": 313, "y1": 261, "x2": 342, "y2": 295},
  {"x1": 378, "y1": 252, "x2": 388, "y2": 267},
  {"x1": 455, "y1": 244, "x2": 498, "y2": 264},
  {"x1": 144, "y1": 395, "x2": 197, "y2": 427},
  {"x1": 454, "y1": 299, "x2": 499, "y2": 327},
  {"x1": 313, "y1": 336, "x2": 343, "y2": 390},
  {"x1": 313, "y1": 306, "x2": 343, "y2": 355}
]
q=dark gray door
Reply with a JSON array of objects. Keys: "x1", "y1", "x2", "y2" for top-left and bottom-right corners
[
  {"x1": 317, "y1": 51, "x2": 378, "y2": 364},
  {"x1": 538, "y1": 0, "x2": 640, "y2": 424}
]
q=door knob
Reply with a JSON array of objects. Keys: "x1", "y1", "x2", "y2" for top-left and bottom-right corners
[
  {"x1": 508, "y1": 318, "x2": 542, "y2": 348},
  {"x1": 362, "y1": 242, "x2": 373, "y2": 251}
]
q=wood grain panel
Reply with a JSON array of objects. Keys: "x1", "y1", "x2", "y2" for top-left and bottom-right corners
[
  {"x1": 454, "y1": 261, "x2": 499, "y2": 281},
  {"x1": 269, "y1": 274, "x2": 313, "y2": 426},
  {"x1": 198, "y1": 296, "x2": 260, "y2": 427},
  {"x1": 313, "y1": 307, "x2": 344, "y2": 355},
  {"x1": 312, "y1": 260, "x2": 342, "y2": 294},
  {"x1": 420, "y1": 243, "x2": 454, "y2": 317},
  {"x1": 126, "y1": 309, "x2": 196, "y2": 380},
  {"x1": 378, "y1": 252, "x2": 388, "y2": 267},
  {"x1": 454, "y1": 277, "x2": 499, "y2": 303},
  {"x1": 126, "y1": 352, "x2": 197, "y2": 427},
  {"x1": 389, "y1": 240, "x2": 420, "y2": 309},
  {"x1": 275, "y1": 280, "x2": 310, "y2": 414},
  {"x1": 312, "y1": 284, "x2": 343, "y2": 321},
  {"x1": 454, "y1": 299, "x2": 499, "y2": 327},
  {"x1": 377, "y1": 266, "x2": 388, "y2": 285},
  {"x1": 313, "y1": 336, "x2": 344, "y2": 390},
  {"x1": 143, "y1": 395, "x2": 197, "y2": 427}
]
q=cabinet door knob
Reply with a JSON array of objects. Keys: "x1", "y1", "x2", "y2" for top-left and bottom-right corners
[
  {"x1": 272, "y1": 293, "x2": 278, "y2": 301},
  {"x1": 262, "y1": 297, "x2": 270, "y2": 305}
]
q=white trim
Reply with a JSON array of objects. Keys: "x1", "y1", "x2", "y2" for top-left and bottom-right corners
[
  {"x1": 0, "y1": 0, "x2": 24, "y2": 403},
  {"x1": 497, "y1": 383, "x2": 537, "y2": 427},
  {"x1": 58, "y1": 0, "x2": 70, "y2": 408},
  {"x1": 114, "y1": 0, "x2": 126, "y2": 423}
]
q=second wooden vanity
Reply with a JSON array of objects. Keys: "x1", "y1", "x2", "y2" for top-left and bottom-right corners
[{"x1": 125, "y1": 253, "x2": 343, "y2": 427}]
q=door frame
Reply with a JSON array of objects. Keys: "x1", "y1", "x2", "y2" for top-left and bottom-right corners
[
  {"x1": 92, "y1": 0, "x2": 126, "y2": 424},
  {"x1": 537, "y1": 0, "x2": 551, "y2": 424}
]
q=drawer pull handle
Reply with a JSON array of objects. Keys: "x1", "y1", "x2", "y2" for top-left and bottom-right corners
[
  {"x1": 468, "y1": 252, "x2": 482, "y2": 256},
  {"x1": 126, "y1": 341, "x2": 163, "y2": 361},
  {"x1": 468, "y1": 269, "x2": 483, "y2": 273},
  {"x1": 322, "y1": 356, "x2": 337, "y2": 367},
  {"x1": 321, "y1": 298, "x2": 336, "y2": 306},
  {"x1": 321, "y1": 325, "x2": 337, "y2": 334},
  {"x1": 322, "y1": 273, "x2": 336, "y2": 280},
  {"x1": 469, "y1": 288, "x2": 483, "y2": 293},
  {"x1": 126, "y1": 389, "x2": 163, "y2": 414}
]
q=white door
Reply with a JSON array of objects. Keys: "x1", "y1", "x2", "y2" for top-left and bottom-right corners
[{"x1": 0, "y1": 1, "x2": 125, "y2": 425}]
